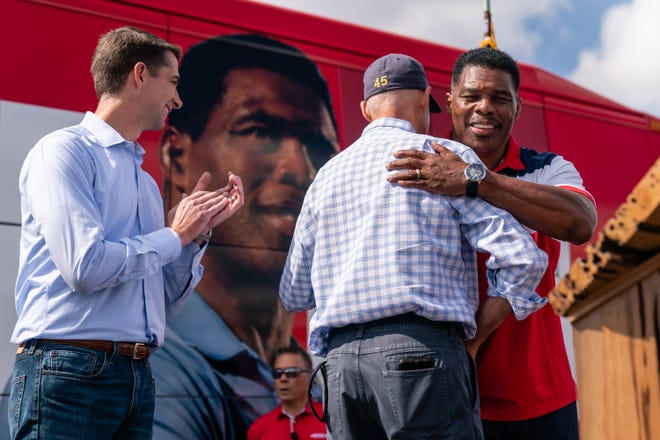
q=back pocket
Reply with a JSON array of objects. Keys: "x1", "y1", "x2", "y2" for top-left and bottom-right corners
[{"x1": 8, "y1": 374, "x2": 27, "y2": 437}]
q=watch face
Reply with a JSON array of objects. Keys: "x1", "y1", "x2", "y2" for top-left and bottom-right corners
[{"x1": 465, "y1": 163, "x2": 486, "y2": 181}]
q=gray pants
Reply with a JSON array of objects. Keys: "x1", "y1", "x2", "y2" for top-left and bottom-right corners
[{"x1": 324, "y1": 313, "x2": 483, "y2": 440}]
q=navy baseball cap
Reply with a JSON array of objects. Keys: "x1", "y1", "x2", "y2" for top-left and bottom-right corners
[{"x1": 363, "y1": 53, "x2": 442, "y2": 113}]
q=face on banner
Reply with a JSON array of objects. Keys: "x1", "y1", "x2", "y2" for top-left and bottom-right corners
[
  {"x1": 159, "y1": 34, "x2": 340, "y2": 343},
  {"x1": 166, "y1": 67, "x2": 338, "y2": 281}
]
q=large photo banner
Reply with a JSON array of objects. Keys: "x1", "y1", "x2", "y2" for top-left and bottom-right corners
[
  {"x1": 0, "y1": 32, "x2": 342, "y2": 440},
  {"x1": 147, "y1": 33, "x2": 340, "y2": 439}
]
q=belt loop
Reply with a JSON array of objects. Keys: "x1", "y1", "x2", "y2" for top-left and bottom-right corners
[
  {"x1": 109, "y1": 342, "x2": 119, "y2": 364},
  {"x1": 27, "y1": 340, "x2": 37, "y2": 355}
]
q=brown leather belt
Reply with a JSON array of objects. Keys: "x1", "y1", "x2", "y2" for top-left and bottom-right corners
[{"x1": 26, "y1": 339, "x2": 150, "y2": 360}]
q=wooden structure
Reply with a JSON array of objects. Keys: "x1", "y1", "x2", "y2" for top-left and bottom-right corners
[{"x1": 549, "y1": 157, "x2": 660, "y2": 439}]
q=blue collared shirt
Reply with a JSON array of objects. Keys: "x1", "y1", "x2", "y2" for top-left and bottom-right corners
[
  {"x1": 280, "y1": 118, "x2": 548, "y2": 356},
  {"x1": 11, "y1": 112, "x2": 205, "y2": 347}
]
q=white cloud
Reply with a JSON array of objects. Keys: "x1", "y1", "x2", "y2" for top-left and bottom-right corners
[
  {"x1": 252, "y1": 0, "x2": 571, "y2": 58},
  {"x1": 570, "y1": 0, "x2": 660, "y2": 117}
]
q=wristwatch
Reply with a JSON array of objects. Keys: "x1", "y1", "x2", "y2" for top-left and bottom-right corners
[
  {"x1": 195, "y1": 229, "x2": 212, "y2": 244},
  {"x1": 464, "y1": 162, "x2": 487, "y2": 198}
]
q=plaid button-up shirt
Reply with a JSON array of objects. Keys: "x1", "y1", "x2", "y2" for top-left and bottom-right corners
[{"x1": 280, "y1": 118, "x2": 547, "y2": 356}]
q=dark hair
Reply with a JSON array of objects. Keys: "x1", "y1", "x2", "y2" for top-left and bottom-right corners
[
  {"x1": 168, "y1": 33, "x2": 337, "y2": 141},
  {"x1": 91, "y1": 26, "x2": 181, "y2": 98},
  {"x1": 272, "y1": 345, "x2": 313, "y2": 371},
  {"x1": 451, "y1": 47, "x2": 520, "y2": 93}
]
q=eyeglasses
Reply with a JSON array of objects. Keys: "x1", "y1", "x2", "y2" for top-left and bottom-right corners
[{"x1": 272, "y1": 367, "x2": 310, "y2": 379}]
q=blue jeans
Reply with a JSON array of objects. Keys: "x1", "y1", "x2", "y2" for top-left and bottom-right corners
[
  {"x1": 324, "y1": 313, "x2": 483, "y2": 440},
  {"x1": 8, "y1": 340, "x2": 154, "y2": 440}
]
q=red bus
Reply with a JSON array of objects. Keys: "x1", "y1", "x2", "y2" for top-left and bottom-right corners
[{"x1": 1, "y1": 0, "x2": 658, "y2": 437}]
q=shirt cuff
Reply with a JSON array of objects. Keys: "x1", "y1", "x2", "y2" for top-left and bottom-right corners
[
  {"x1": 505, "y1": 294, "x2": 548, "y2": 320},
  {"x1": 145, "y1": 227, "x2": 182, "y2": 264}
]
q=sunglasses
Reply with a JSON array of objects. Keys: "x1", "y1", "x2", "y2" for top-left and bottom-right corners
[{"x1": 272, "y1": 367, "x2": 310, "y2": 379}]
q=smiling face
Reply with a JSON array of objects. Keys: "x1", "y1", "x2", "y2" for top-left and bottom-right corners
[
  {"x1": 446, "y1": 65, "x2": 521, "y2": 162},
  {"x1": 171, "y1": 67, "x2": 338, "y2": 279},
  {"x1": 142, "y1": 51, "x2": 182, "y2": 131}
]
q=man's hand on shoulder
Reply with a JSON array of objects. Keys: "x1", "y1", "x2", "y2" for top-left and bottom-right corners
[{"x1": 386, "y1": 141, "x2": 467, "y2": 195}]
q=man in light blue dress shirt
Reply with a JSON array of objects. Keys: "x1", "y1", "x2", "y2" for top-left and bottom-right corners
[
  {"x1": 6, "y1": 26, "x2": 244, "y2": 440},
  {"x1": 279, "y1": 53, "x2": 548, "y2": 439}
]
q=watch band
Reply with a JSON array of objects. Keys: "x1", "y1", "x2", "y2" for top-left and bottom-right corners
[
  {"x1": 466, "y1": 180, "x2": 479, "y2": 198},
  {"x1": 196, "y1": 230, "x2": 212, "y2": 242}
]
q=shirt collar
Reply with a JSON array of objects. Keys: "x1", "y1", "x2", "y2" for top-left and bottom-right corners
[
  {"x1": 493, "y1": 135, "x2": 524, "y2": 173},
  {"x1": 278, "y1": 403, "x2": 313, "y2": 420},
  {"x1": 445, "y1": 130, "x2": 524, "y2": 172},
  {"x1": 364, "y1": 117, "x2": 416, "y2": 135},
  {"x1": 81, "y1": 111, "x2": 145, "y2": 155}
]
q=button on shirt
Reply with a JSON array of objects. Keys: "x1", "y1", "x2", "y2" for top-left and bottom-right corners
[
  {"x1": 279, "y1": 118, "x2": 548, "y2": 356},
  {"x1": 12, "y1": 112, "x2": 205, "y2": 347}
]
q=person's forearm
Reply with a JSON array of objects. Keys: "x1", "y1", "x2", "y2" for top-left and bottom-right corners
[
  {"x1": 386, "y1": 144, "x2": 597, "y2": 243},
  {"x1": 478, "y1": 172, "x2": 596, "y2": 244},
  {"x1": 466, "y1": 297, "x2": 513, "y2": 358}
]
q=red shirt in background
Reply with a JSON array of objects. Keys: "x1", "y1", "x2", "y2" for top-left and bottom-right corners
[{"x1": 247, "y1": 401, "x2": 326, "y2": 440}]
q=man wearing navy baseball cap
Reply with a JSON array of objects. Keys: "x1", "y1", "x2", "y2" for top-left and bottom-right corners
[
  {"x1": 279, "y1": 52, "x2": 547, "y2": 438},
  {"x1": 363, "y1": 53, "x2": 442, "y2": 113}
]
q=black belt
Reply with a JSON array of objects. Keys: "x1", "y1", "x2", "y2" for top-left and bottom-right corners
[{"x1": 331, "y1": 312, "x2": 461, "y2": 335}]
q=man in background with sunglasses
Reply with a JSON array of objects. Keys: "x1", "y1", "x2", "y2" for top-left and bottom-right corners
[{"x1": 247, "y1": 346, "x2": 325, "y2": 440}]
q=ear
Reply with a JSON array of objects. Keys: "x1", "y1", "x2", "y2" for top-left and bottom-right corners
[
  {"x1": 514, "y1": 96, "x2": 522, "y2": 120},
  {"x1": 360, "y1": 100, "x2": 372, "y2": 122},
  {"x1": 160, "y1": 126, "x2": 193, "y2": 210},
  {"x1": 132, "y1": 62, "x2": 147, "y2": 88},
  {"x1": 445, "y1": 91, "x2": 452, "y2": 114}
]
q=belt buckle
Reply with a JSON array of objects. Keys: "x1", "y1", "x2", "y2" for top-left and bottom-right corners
[{"x1": 132, "y1": 343, "x2": 147, "y2": 360}]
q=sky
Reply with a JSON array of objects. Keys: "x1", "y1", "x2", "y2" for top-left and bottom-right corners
[{"x1": 250, "y1": 0, "x2": 660, "y2": 118}]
